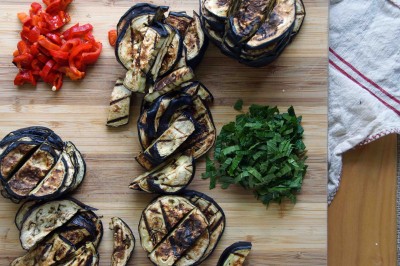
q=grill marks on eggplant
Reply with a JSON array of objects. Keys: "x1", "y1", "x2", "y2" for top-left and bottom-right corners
[
  {"x1": 12, "y1": 199, "x2": 103, "y2": 266},
  {"x1": 140, "y1": 194, "x2": 225, "y2": 265},
  {"x1": 107, "y1": 79, "x2": 133, "y2": 127},
  {"x1": 0, "y1": 127, "x2": 86, "y2": 202},
  {"x1": 217, "y1": 242, "x2": 252, "y2": 266},
  {"x1": 200, "y1": 0, "x2": 305, "y2": 66},
  {"x1": 130, "y1": 154, "x2": 195, "y2": 194},
  {"x1": 109, "y1": 217, "x2": 135, "y2": 266},
  {"x1": 136, "y1": 113, "x2": 195, "y2": 170}
]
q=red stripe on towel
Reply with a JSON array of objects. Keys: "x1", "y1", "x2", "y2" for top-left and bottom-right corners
[
  {"x1": 329, "y1": 47, "x2": 400, "y2": 105},
  {"x1": 329, "y1": 59, "x2": 400, "y2": 116}
]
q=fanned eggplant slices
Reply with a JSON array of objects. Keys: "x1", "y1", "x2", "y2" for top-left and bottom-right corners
[
  {"x1": 107, "y1": 3, "x2": 209, "y2": 127},
  {"x1": 200, "y1": 0, "x2": 306, "y2": 66},
  {"x1": 0, "y1": 126, "x2": 86, "y2": 202},
  {"x1": 217, "y1": 241, "x2": 252, "y2": 266},
  {"x1": 130, "y1": 80, "x2": 215, "y2": 193},
  {"x1": 11, "y1": 198, "x2": 103, "y2": 266},
  {"x1": 139, "y1": 192, "x2": 225, "y2": 265}
]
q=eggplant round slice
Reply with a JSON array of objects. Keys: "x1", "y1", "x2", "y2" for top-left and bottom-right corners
[
  {"x1": 217, "y1": 241, "x2": 252, "y2": 266},
  {"x1": 19, "y1": 199, "x2": 83, "y2": 250},
  {"x1": 138, "y1": 195, "x2": 196, "y2": 253},
  {"x1": 181, "y1": 81, "x2": 214, "y2": 104},
  {"x1": 183, "y1": 190, "x2": 226, "y2": 263},
  {"x1": 109, "y1": 217, "x2": 135, "y2": 266},
  {"x1": 130, "y1": 153, "x2": 195, "y2": 194}
]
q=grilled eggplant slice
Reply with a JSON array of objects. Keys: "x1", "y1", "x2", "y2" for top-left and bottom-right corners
[
  {"x1": 130, "y1": 153, "x2": 195, "y2": 194},
  {"x1": 246, "y1": 0, "x2": 296, "y2": 50},
  {"x1": 65, "y1": 141, "x2": 86, "y2": 192},
  {"x1": 184, "y1": 12, "x2": 209, "y2": 68},
  {"x1": 183, "y1": 190, "x2": 226, "y2": 263},
  {"x1": 182, "y1": 97, "x2": 216, "y2": 159},
  {"x1": 107, "y1": 79, "x2": 132, "y2": 127},
  {"x1": 202, "y1": 0, "x2": 232, "y2": 21},
  {"x1": 5, "y1": 134, "x2": 64, "y2": 199},
  {"x1": 227, "y1": 0, "x2": 275, "y2": 44},
  {"x1": 159, "y1": 27, "x2": 183, "y2": 77},
  {"x1": 292, "y1": 0, "x2": 306, "y2": 38},
  {"x1": 144, "y1": 66, "x2": 195, "y2": 103},
  {"x1": 217, "y1": 241, "x2": 252, "y2": 266},
  {"x1": 165, "y1": 11, "x2": 193, "y2": 36},
  {"x1": 11, "y1": 233, "x2": 75, "y2": 266},
  {"x1": 110, "y1": 217, "x2": 135, "y2": 266},
  {"x1": 136, "y1": 112, "x2": 195, "y2": 170},
  {"x1": 62, "y1": 242, "x2": 99, "y2": 266},
  {"x1": 139, "y1": 195, "x2": 196, "y2": 252},
  {"x1": 116, "y1": 4, "x2": 167, "y2": 69},
  {"x1": 15, "y1": 200, "x2": 36, "y2": 231},
  {"x1": 27, "y1": 151, "x2": 71, "y2": 200},
  {"x1": 181, "y1": 81, "x2": 214, "y2": 104},
  {"x1": 124, "y1": 23, "x2": 170, "y2": 93},
  {"x1": 19, "y1": 199, "x2": 82, "y2": 250},
  {"x1": 148, "y1": 208, "x2": 209, "y2": 265}
]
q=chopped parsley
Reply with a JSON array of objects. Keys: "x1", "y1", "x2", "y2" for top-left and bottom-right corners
[{"x1": 202, "y1": 105, "x2": 307, "y2": 205}]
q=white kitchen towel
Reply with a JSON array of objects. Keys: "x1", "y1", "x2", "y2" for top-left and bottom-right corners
[{"x1": 328, "y1": 0, "x2": 400, "y2": 204}]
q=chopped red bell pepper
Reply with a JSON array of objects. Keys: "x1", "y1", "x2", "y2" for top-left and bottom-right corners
[
  {"x1": 108, "y1": 29, "x2": 117, "y2": 47},
  {"x1": 13, "y1": 0, "x2": 102, "y2": 91},
  {"x1": 14, "y1": 70, "x2": 37, "y2": 86}
]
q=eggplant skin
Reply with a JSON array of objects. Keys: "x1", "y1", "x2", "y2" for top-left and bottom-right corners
[
  {"x1": 182, "y1": 190, "x2": 226, "y2": 263},
  {"x1": 109, "y1": 217, "x2": 135, "y2": 266},
  {"x1": 217, "y1": 241, "x2": 252, "y2": 266},
  {"x1": 200, "y1": 0, "x2": 304, "y2": 66},
  {"x1": 130, "y1": 154, "x2": 195, "y2": 194}
]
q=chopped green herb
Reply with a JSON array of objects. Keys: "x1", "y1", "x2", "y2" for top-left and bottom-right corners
[
  {"x1": 202, "y1": 105, "x2": 307, "y2": 205},
  {"x1": 233, "y1": 99, "x2": 243, "y2": 111}
]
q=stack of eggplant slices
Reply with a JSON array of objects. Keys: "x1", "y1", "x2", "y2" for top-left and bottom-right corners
[
  {"x1": 0, "y1": 126, "x2": 85, "y2": 202},
  {"x1": 200, "y1": 0, "x2": 306, "y2": 66}
]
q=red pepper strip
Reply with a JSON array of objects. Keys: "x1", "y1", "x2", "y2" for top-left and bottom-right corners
[
  {"x1": 108, "y1": 30, "x2": 117, "y2": 47},
  {"x1": 17, "y1": 40, "x2": 30, "y2": 54},
  {"x1": 13, "y1": 50, "x2": 20, "y2": 57},
  {"x1": 39, "y1": 59, "x2": 55, "y2": 81},
  {"x1": 30, "y1": 3, "x2": 42, "y2": 14},
  {"x1": 30, "y1": 43, "x2": 40, "y2": 56},
  {"x1": 45, "y1": 0, "x2": 73, "y2": 14},
  {"x1": 14, "y1": 70, "x2": 37, "y2": 86},
  {"x1": 60, "y1": 38, "x2": 82, "y2": 52},
  {"x1": 13, "y1": 53, "x2": 34, "y2": 69},
  {"x1": 37, "y1": 52, "x2": 49, "y2": 64},
  {"x1": 38, "y1": 35, "x2": 61, "y2": 51},
  {"x1": 63, "y1": 23, "x2": 93, "y2": 40},
  {"x1": 42, "y1": 12, "x2": 68, "y2": 31},
  {"x1": 82, "y1": 42, "x2": 102, "y2": 65},
  {"x1": 69, "y1": 42, "x2": 92, "y2": 71},
  {"x1": 21, "y1": 26, "x2": 41, "y2": 43},
  {"x1": 17, "y1": 13, "x2": 30, "y2": 24},
  {"x1": 45, "y1": 33, "x2": 62, "y2": 45},
  {"x1": 31, "y1": 59, "x2": 43, "y2": 71},
  {"x1": 64, "y1": 67, "x2": 85, "y2": 80},
  {"x1": 46, "y1": 71, "x2": 63, "y2": 90},
  {"x1": 49, "y1": 50, "x2": 69, "y2": 62}
]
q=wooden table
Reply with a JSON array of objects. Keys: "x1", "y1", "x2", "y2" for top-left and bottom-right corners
[
  {"x1": 329, "y1": 134, "x2": 398, "y2": 265},
  {"x1": 0, "y1": 0, "x2": 328, "y2": 265}
]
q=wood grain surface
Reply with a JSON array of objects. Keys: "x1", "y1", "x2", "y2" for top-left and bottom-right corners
[
  {"x1": 0, "y1": 0, "x2": 328, "y2": 265},
  {"x1": 329, "y1": 134, "x2": 398, "y2": 266}
]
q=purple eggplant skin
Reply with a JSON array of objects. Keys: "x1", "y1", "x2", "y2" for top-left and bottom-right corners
[
  {"x1": 156, "y1": 94, "x2": 193, "y2": 136},
  {"x1": 185, "y1": 12, "x2": 209, "y2": 69},
  {"x1": 115, "y1": 4, "x2": 169, "y2": 69},
  {"x1": 217, "y1": 241, "x2": 252, "y2": 266},
  {"x1": 145, "y1": 156, "x2": 196, "y2": 195},
  {"x1": 181, "y1": 190, "x2": 226, "y2": 262}
]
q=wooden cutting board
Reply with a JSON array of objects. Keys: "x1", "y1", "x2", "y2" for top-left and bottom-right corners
[{"x1": 0, "y1": 0, "x2": 328, "y2": 265}]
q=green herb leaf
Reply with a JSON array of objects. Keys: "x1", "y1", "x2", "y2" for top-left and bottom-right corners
[
  {"x1": 203, "y1": 105, "x2": 308, "y2": 205},
  {"x1": 234, "y1": 99, "x2": 244, "y2": 111}
]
